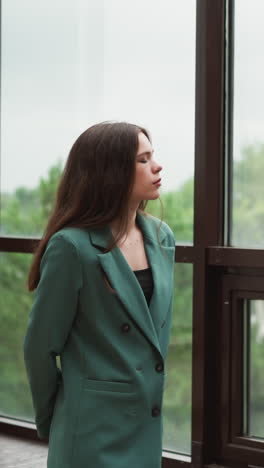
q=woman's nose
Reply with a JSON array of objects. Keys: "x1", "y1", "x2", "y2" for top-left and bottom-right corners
[{"x1": 153, "y1": 161, "x2": 163, "y2": 173}]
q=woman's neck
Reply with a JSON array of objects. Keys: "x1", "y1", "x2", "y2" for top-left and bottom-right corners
[{"x1": 109, "y1": 206, "x2": 139, "y2": 239}]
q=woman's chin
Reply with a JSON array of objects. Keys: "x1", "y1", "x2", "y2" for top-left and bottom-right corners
[{"x1": 146, "y1": 191, "x2": 161, "y2": 201}]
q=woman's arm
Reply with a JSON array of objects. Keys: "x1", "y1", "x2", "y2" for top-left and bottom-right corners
[{"x1": 23, "y1": 233, "x2": 83, "y2": 439}]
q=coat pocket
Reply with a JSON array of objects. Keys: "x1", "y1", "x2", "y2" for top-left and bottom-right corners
[
  {"x1": 83, "y1": 378, "x2": 133, "y2": 393},
  {"x1": 72, "y1": 381, "x2": 139, "y2": 463}
]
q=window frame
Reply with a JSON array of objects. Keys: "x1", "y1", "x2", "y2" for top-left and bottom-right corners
[{"x1": 220, "y1": 276, "x2": 264, "y2": 466}]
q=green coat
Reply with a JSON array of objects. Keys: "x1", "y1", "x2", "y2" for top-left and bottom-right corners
[{"x1": 24, "y1": 211, "x2": 175, "y2": 468}]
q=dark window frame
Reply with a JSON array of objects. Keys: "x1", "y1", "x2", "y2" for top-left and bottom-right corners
[{"x1": 220, "y1": 276, "x2": 264, "y2": 466}]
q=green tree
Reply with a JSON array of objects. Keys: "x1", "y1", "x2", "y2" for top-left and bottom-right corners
[
  {"x1": 233, "y1": 143, "x2": 264, "y2": 247},
  {"x1": 0, "y1": 162, "x2": 63, "y2": 418}
]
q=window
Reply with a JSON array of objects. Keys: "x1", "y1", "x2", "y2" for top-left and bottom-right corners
[
  {"x1": 0, "y1": 253, "x2": 34, "y2": 420},
  {"x1": 1, "y1": 0, "x2": 195, "y2": 242},
  {"x1": 2, "y1": 1, "x2": 264, "y2": 467},
  {"x1": 243, "y1": 300, "x2": 264, "y2": 439},
  {"x1": 163, "y1": 264, "x2": 193, "y2": 454},
  {"x1": 0, "y1": 1, "x2": 196, "y2": 463},
  {"x1": 231, "y1": 0, "x2": 264, "y2": 248},
  {"x1": 221, "y1": 276, "x2": 264, "y2": 466}
]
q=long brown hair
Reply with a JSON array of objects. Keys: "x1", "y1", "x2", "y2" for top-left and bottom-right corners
[{"x1": 28, "y1": 120, "x2": 156, "y2": 291}]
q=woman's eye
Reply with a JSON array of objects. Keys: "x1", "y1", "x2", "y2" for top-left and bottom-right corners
[{"x1": 140, "y1": 159, "x2": 148, "y2": 163}]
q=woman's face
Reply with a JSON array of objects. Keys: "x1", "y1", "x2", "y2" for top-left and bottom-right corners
[{"x1": 130, "y1": 132, "x2": 163, "y2": 203}]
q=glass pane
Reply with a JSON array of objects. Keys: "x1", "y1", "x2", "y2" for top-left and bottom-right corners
[
  {"x1": 163, "y1": 264, "x2": 192, "y2": 454},
  {"x1": 232, "y1": 1, "x2": 264, "y2": 247},
  {"x1": 0, "y1": 252, "x2": 34, "y2": 421},
  {"x1": 1, "y1": 0, "x2": 195, "y2": 242},
  {"x1": 243, "y1": 300, "x2": 264, "y2": 438}
]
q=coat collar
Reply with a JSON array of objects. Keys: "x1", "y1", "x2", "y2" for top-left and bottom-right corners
[
  {"x1": 89, "y1": 211, "x2": 175, "y2": 357},
  {"x1": 88, "y1": 210, "x2": 167, "y2": 249}
]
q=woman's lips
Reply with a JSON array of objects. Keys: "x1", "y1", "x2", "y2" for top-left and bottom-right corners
[{"x1": 153, "y1": 178, "x2": 161, "y2": 185}]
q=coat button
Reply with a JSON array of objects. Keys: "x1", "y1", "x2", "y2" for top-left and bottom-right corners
[
  {"x1": 121, "y1": 323, "x2": 130, "y2": 333},
  {"x1": 155, "y1": 362, "x2": 164, "y2": 373},
  {"x1": 152, "y1": 406, "x2": 161, "y2": 417}
]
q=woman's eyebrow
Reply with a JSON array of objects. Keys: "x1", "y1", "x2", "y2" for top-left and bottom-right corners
[{"x1": 137, "y1": 149, "x2": 154, "y2": 157}]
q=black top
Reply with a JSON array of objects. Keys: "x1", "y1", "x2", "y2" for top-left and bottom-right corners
[{"x1": 133, "y1": 267, "x2": 154, "y2": 306}]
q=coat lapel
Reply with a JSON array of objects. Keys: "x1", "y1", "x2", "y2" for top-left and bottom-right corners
[{"x1": 89, "y1": 211, "x2": 175, "y2": 356}]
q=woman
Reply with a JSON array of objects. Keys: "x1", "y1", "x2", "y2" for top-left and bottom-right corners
[{"x1": 24, "y1": 121, "x2": 176, "y2": 468}]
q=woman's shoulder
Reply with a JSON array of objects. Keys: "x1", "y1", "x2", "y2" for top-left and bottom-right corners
[{"x1": 48, "y1": 227, "x2": 91, "y2": 252}]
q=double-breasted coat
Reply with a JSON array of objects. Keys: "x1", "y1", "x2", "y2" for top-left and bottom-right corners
[{"x1": 23, "y1": 210, "x2": 176, "y2": 468}]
